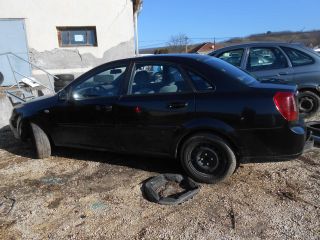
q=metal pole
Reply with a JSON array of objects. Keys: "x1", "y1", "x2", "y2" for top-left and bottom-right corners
[
  {"x1": 134, "y1": 12, "x2": 139, "y2": 56},
  {"x1": 6, "y1": 55, "x2": 20, "y2": 90}
]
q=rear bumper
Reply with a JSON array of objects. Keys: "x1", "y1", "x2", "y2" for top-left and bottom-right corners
[{"x1": 239, "y1": 124, "x2": 310, "y2": 163}]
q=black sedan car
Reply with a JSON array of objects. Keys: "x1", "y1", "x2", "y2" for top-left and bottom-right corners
[
  {"x1": 10, "y1": 54, "x2": 311, "y2": 183},
  {"x1": 210, "y1": 42, "x2": 320, "y2": 117}
]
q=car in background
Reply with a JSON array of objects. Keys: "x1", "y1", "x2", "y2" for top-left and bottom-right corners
[
  {"x1": 10, "y1": 54, "x2": 310, "y2": 184},
  {"x1": 209, "y1": 42, "x2": 320, "y2": 117}
]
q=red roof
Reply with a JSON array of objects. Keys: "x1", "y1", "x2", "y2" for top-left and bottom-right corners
[{"x1": 189, "y1": 42, "x2": 222, "y2": 54}]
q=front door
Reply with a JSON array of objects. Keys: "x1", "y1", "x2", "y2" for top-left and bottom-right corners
[
  {"x1": 116, "y1": 62, "x2": 195, "y2": 155},
  {"x1": 50, "y1": 64, "x2": 128, "y2": 150}
]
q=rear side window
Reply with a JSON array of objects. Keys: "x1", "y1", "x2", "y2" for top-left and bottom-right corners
[
  {"x1": 187, "y1": 70, "x2": 214, "y2": 91},
  {"x1": 129, "y1": 64, "x2": 190, "y2": 95},
  {"x1": 281, "y1": 47, "x2": 314, "y2": 66},
  {"x1": 246, "y1": 47, "x2": 288, "y2": 71},
  {"x1": 217, "y1": 49, "x2": 244, "y2": 67}
]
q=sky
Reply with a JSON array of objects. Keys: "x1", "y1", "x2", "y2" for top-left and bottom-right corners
[{"x1": 138, "y1": 0, "x2": 320, "y2": 49}]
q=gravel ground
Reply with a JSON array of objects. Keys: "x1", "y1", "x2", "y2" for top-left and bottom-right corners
[{"x1": 0, "y1": 119, "x2": 319, "y2": 239}]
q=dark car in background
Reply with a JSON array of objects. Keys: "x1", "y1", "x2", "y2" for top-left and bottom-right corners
[
  {"x1": 10, "y1": 54, "x2": 310, "y2": 184},
  {"x1": 210, "y1": 42, "x2": 320, "y2": 117}
]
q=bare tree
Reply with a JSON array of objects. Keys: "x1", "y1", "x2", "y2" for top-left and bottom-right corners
[{"x1": 167, "y1": 33, "x2": 191, "y2": 53}]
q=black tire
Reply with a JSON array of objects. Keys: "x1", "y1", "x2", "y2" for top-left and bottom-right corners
[
  {"x1": 180, "y1": 134, "x2": 237, "y2": 184},
  {"x1": 0, "y1": 72, "x2": 3, "y2": 86},
  {"x1": 55, "y1": 74, "x2": 74, "y2": 82},
  {"x1": 30, "y1": 123, "x2": 51, "y2": 159},
  {"x1": 54, "y1": 86, "x2": 64, "y2": 93},
  {"x1": 54, "y1": 79, "x2": 73, "y2": 88},
  {"x1": 298, "y1": 91, "x2": 320, "y2": 117}
]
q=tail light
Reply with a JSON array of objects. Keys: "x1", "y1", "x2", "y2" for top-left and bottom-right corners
[{"x1": 273, "y1": 92, "x2": 298, "y2": 121}]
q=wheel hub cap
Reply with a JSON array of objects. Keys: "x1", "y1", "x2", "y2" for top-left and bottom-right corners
[
  {"x1": 195, "y1": 147, "x2": 219, "y2": 172},
  {"x1": 299, "y1": 96, "x2": 314, "y2": 113}
]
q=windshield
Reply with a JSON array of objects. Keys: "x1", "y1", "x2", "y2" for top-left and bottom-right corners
[{"x1": 203, "y1": 57, "x2": 258, "y2": 86}]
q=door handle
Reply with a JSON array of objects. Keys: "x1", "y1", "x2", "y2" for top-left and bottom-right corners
[
  {"x1": 104, "y1": 105, "x2": 113, "y2": 112},
  {"x1": 168, "y1": 102, "x2": 188, "y2": 109},
  {"x1": 96, "y1": 105, "x2": 113, "y2": 111},
  {"x1": 278, "y1": 72, "x2": 289, "y2": 76}
]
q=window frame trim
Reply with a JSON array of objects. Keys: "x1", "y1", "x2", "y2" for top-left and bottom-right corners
[{"x1": 57, "y1": 26, "x2": 98, "y2": 47}]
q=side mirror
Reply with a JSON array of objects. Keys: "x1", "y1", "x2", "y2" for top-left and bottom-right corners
[
  {"x1": 58, "y1": 89, "x2": 68, "y2": 101},
  {"x1": 110, "y1": 69, "x2": 122, "y2": 74}
]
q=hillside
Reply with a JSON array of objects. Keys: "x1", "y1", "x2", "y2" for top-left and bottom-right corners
[
  {"x1": 140, "y1": 30, "x2": 320, "y2": 54},
  {"x1": 224, "y1": 30, "x2": 320, "y2": 47}
]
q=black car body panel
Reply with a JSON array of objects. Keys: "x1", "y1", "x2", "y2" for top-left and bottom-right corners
[{"x1": 10, "y1": 54, "x2": 307, "y2": 163}]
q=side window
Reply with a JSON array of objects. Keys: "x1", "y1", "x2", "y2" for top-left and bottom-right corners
[
  {"x1": 72, "y1": 66, "x2": 126, "y2": 100},
  {"x1": 129, "y1": 64, "x2": 190, "y2": 95},
  {"x1": 247, "y1": 47, "x2": 288, "y2": 71},
  {"x1": 281, "y1": 47, "x2": 314, "y2": 66},
  {"x1": 217, "y1": 49, "x2": 244, "y2": 67},
  {"x1": 187, "y1": 70, "x2": 214, "y2": 91}
]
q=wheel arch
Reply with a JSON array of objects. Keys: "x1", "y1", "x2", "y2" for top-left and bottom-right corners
[
  {"x1": 18, "y1": 117, "x2": 54, "y2": 145},
  {"x1": 298, "y1": 86, "x2": 320, "y2": 96},
  {"x1": 174, "y1": 127, "x2": 243, "y2": 162}
]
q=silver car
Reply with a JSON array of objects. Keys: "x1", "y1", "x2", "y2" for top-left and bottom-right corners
[{"x1": 210, "y1": 42, "x2": 320, "y2": 117}]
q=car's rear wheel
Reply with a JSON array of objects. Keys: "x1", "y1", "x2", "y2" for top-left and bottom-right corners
[
  {"x1": 180, "y1": 134, "x2": 237, "y2": 184},
  {"x1": 298, "y1": 91, "x2": 320, "y2": 117},
  {"x1": 31, "y1": 123, "x2": 51, "y2": 159}
]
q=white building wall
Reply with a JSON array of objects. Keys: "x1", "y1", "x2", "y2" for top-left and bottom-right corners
[{"x1": 0, "y1": 0, "x2": 135, "y2": 73}]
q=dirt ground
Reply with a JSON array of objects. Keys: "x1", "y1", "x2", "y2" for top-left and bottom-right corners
[{"x1": 0, "y1": 120, "x2": 319, "y2": 240}]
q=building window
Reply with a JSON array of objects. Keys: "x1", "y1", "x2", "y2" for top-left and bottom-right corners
[{"x1": 57, "y1": 26, "x2": 98, "y2": 47}]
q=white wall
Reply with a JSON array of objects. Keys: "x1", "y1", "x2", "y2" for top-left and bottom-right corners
[{"x1": 0, "y1": 0, "x2": 134, "y2": 58}]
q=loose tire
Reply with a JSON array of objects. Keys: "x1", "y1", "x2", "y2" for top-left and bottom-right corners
[
  {"x1": 180, "y1": 134, "x2": 237, "y2": 184},
  {"x1": 55, "y1": 74, "x2": 74, "y2": 82},
  {"x1": 31, "y1": 123, "x2": 51, "y2": 159},
  {"x1": 298, "y1": 91, "x2": 320, "y2": 118},
  {"x1": 54, "y1": 74, "x2": 74, "y2": 92}
]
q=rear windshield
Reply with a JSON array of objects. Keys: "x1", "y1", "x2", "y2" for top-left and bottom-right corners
[{"x1": 203, "y1": 57, "x2": 258, "y2": 86}]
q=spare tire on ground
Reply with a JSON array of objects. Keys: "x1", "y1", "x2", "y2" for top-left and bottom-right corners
[
  {"x1": 55, "y1": 74, "x2": 74, "y2": 82},
  {"x1": 143, "y1": 174, "x2": 200, "y2": 205}
]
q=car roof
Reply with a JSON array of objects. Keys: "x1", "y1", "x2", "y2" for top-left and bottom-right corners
[
  {"x1": 210, "y1": 42, "x2": 306, "y2": 54},
  {"x1": 83, "y1": 54, "x2": 219, "y2": 79},
  {"x1": 132, "y1": 53, "x2": 212, "y2": 62},
  {"x1": 220, "y1": 41, "x2": 304, "y2": 48}
]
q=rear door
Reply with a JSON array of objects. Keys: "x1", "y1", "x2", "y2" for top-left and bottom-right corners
[
  {"x1": 115, "y1": 61, "x2": 195, "y2": 155},
  {"x1": 280, "y1": 46, "x2": 318, "y2": 85},
  {"x1": 245, "y1": 47, "x2": 294, "y2": 82}
]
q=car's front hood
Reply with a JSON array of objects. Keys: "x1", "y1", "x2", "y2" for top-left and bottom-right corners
[{"x1": 14, "y1": 94, "x2": 58, "y2": 117}]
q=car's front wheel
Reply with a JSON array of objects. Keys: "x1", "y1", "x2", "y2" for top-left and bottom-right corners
[
  {"x1": 31, "y1": 122, "x2": 51, "y2": 159},
  {"x1": 298, "y1": 91, "x2": 320, "y2": 117},
  {"x1": 180, "y1": 133, "x2": 237, "y2": 184}
]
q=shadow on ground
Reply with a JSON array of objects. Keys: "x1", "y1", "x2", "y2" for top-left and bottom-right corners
[{"x1": 0, "y1": 125, "x2": 181, "y2": 174}]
